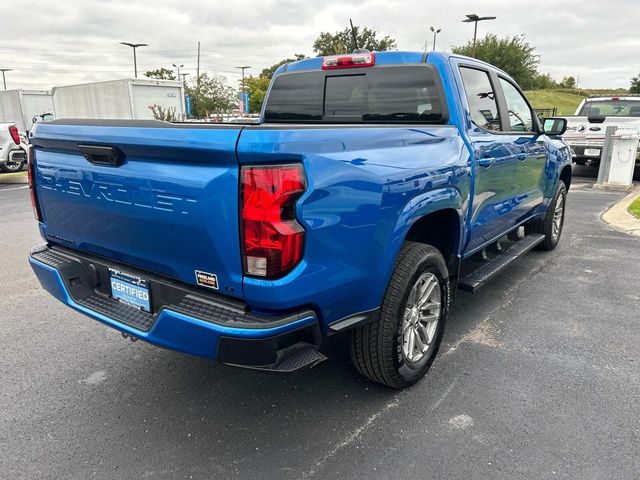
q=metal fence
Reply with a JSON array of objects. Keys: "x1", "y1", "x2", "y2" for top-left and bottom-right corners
[{"x1": 533, "y1": 107, "x2": 558, "y2": 119}]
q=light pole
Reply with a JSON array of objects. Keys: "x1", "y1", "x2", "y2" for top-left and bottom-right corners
[
  {"x1": 236, "y1": 66, "x2": 250, "y2": 92},
  {"x1": 236, "y1": 66, "x2": 251, "y2": 113},
  {"x1": 430, "y1": 26, "x2": 442, "y2": 51},
  {"x1": 173, "y1": 63, "x2": 184, "y2": 81},
  {"x1": 462, "y1": 14, "x2": 496, "y2": 57},
  {"x1": 0, "y1": 68, "x2": 11, "y2": 90},
  {"x1": 180, "y1": 72, "x2": 190, "y2": 85},
  {"x1": 120, "y1": 42, "x2": 147, "y2": 78}
]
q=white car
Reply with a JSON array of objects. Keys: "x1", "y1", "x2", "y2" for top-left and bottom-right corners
[
  {"x1": 562, "y1": 94, "x2": 640, "y2": 168},
  {"x1": 0, "y1": 122, "x2": 27, "y2": 173}
]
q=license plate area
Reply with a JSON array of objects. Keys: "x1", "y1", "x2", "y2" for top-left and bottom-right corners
[
  {"x1": 109, "y1": 268, "x2": 151, "y2": 313},
  {"x1": 584, "y1": 148, "x2": 601, "y2": 156}
]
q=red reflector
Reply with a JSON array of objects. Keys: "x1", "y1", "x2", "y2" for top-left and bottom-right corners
[
  {"x1": 611, "y1": 97, "x2": 620, "y2": 101},
  {"x1": 8, "y1": 125, "x2": 20, "y2": 145},
  {"x1": 27, "y1": 146, "x2": 42, "y2": 222},
  {"x1": 322, "y1": 52, "x2": 375, "y2": 70},
  {"x1": 241, "y1": 164, "x2": 306, "y2": 278}
]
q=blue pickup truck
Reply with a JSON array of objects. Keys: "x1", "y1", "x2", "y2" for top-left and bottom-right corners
[{"x1": 27, "y1": 51, "x2": 571, "y2": 388}]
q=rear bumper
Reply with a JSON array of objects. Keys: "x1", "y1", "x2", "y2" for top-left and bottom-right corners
[{"x1": 29, "y1": 245, "x2": 320, "y2": 365}]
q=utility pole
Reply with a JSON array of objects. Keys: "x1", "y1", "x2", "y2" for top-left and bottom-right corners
[
  {"x1": 423, "y1": 40, "x2": 428, "y2": 53},
  {"x1": 196, "y1": 41, "x2": 201, "y2": 86},
  {"x1": 462, "y1": 14, "x2": 496, "y2": 57},
  {"x1": 120, "y1": 42, "x2": 147, "y2": 78},
  {"x1": 430, "y1": 26, "x2": 442, "y2": 51},
  {"x1": 0, "y1": 68, "x2": 11, "y2": 90},
  {"x1": 173, "y1": 63, "x2": 184, "y2": 81}
]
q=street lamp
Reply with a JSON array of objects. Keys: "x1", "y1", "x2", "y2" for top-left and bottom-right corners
[
  {"x1": 430, "y1": 26, "x2": 442, "y2": 51},
  {"x1": 235, "y1": 66, "x2": 250, "y2": 91},
  {"x1": 172, "y1": 63, "x2": 184, "y2": 80},
  {"x1": 120, "y1": 42, "x2": 148, "y2": 78},
  {"x1": 462, "y1": 14, "x2": 496, "y2": 57},
  {"x1": 236, "y1": 66, "x2": 251, "y2": 113},
  {"x1": 0, "y1": 68, "x2": 12, "y2": 90}
]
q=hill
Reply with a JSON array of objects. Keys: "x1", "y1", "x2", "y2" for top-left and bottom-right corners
[
  {"x1": 524, "y1": 88, "x2": 629, "y2": 116},
  {"x1": 524, "y1": 90, "x2": 587, "y2": 115}
]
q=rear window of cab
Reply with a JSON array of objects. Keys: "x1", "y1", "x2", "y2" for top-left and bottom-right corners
[{"x1": 264, "y1": 65, "x2": 447, "y2": 124}]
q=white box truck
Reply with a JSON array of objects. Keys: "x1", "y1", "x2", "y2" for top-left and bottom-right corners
[
  {"x1": 0, "y1": 90, "x2": 54, "y2": 134},
  {"x1": 52, "y1": 78, "x2": 185, "y2": 121}
]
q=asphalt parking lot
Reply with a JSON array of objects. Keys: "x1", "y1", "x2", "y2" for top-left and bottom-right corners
[{"x1": 1, "y1": 170, "x2": 639, "y2": 480}]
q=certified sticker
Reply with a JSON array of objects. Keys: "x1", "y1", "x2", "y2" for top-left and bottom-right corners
[{"x1": 195, "y1": 270, "x2": 219, "y2": 289}]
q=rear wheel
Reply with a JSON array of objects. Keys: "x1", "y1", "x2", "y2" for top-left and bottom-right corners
[
  {"x1": 0, "y1": 159, "x2": 25, "y2": 173},
  {"x1": 526, "y1": 181, "x2": 567, "y2": 251},
  {"x1": 350, "y1": 242, "x2": 449, "y2": 388}
]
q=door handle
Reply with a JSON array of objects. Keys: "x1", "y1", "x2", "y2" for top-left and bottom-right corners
[{"x1": 78, "y1": 144, "x2": 123, "y2": 167}]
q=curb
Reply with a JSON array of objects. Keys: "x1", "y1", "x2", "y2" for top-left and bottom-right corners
[
  {"x1": 0, "y1": 171, "x2": 28, "y2": 185},
  {"x1": 601, "y1": 187, "x2": 640, "y2": 237}
]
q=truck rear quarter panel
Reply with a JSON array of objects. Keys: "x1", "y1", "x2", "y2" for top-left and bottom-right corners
[{"x1": 237, "y1": 125, "x2": 469, "y2": 329}]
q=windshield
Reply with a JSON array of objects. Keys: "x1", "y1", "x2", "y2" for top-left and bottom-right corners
[{"x1": 578, "y1": 99, "x2": 640, "y2": 117}]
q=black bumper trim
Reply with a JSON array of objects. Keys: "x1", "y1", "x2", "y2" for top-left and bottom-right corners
[{"x1": 31, "y1": 245, "x2": 317, "y2": 333}]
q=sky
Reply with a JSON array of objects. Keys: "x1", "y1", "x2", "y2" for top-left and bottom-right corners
[{"x1": 1, "y1": 0, "x2": 639, "y2": 91}]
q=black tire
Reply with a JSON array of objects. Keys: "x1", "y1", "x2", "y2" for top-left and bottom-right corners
[
  {"x1": 350, "y1": 242, "x2": 449, "y2": 389},
  {"x1": 526, "y1": 181, "x2": 567, "y2": 251},
  {"x1": 0, "y1": 160, "x2": 25, "y2": 173}
]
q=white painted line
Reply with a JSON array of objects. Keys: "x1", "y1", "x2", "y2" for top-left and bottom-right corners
[{"x1": 0, "y1": 185, "x2": 28, "y2": 192}]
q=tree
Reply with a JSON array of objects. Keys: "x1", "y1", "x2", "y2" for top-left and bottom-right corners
[
  {"x1": 242, "y1": 55, "x2": 308, "y2": 114},
  {"x1": 533, "y1": 73, "x2": 558, "y2": 90},
  {"x1": 558, "y1": 76, "x2": 577, "y2": 89},
  {"x1": 148, "y1": 105, "x2": 177, "y2": 121},
  {"x1": 630, "y1": 73, "x2": 640, "y2": 93},
  {"x1": 244, "y1": 76, "x2": 271, "y2": 113},
  {"x1": 144, "y1": 67, "x2": 176, "y2": 80},
  {"x1": 452, "y1": 34, "x2": 539, "y2": 90},
  {"x1": 259, "y1": 54, "x2": 307, "y2": 79},
  {"x1": 185, "y1": 73, "x2": 236, "y2": 118},
  {"x1": 313, "y1": 26, "x2": 396, "y2": 56}
]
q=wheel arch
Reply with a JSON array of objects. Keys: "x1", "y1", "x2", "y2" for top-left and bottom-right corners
[
  {"x1": 560, "y1": 164, "x2": 572, "y2": 190},
  {"x1": 382, "y1": 187, "x2": 465, "y2": 287},
  {"x1": 404, "y1": 208, "x2": 462, "y2": 263}
]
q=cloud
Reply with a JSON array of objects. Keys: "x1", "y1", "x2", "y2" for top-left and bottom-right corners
[{"x1": 0, "y1": 0, "x2": 637, "y2": 90}]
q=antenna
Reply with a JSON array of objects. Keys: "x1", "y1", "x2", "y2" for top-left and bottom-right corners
[{"x1": 349, "y1": 19, "x2": 360, "y2": 52}]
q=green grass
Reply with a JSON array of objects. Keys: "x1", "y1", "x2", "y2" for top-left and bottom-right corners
[
  {"x1": 524, "y1": 89, "x2": 588, "y2": 116},
  {"x1": 524, "y1": 88, "x2": 630, "y2": 116},
  {"x1": 628, "y1": 197, "x2": 640, "y2": 219},
  {"x1": 0, "y1": 170, "x2": 27, "y2": 184}
]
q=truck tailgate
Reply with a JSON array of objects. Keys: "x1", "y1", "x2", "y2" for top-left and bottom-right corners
[{"x1": 31, "y1": 122, "x2": 244, "y2": 298}]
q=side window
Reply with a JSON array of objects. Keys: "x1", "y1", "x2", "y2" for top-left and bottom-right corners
[
  {"x1": 499, "y1": 78, "x2": 534, "y2": 132},
  {"x1": 459, "y1": 67, "x2": 501, "y2": 132}
]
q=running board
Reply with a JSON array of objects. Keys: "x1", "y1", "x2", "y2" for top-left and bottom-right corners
[
  {"x1": 225, "y1": 343, "x2": 327, "y2": 373},
  {"x1": 458, "y1": 234, "x2": 545, "y2": 293}
]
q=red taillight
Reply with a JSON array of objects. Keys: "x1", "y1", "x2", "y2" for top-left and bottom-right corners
[
  {"x1": 322, "y1": 52, "x2": 375, "y2": 70},
  {"x1": 241, "y1": 164, "x2": 306, "y2": 278},
  {"x1": 8, "y1": 125, "x2": 20, "y2": 145},
  {"x1": 27, "y1": 145, "x2": 42, "y2": 222}
]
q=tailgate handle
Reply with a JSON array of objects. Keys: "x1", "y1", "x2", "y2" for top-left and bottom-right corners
[{"x1": 78, "y1": 144, "x2": 123, "y2": 166}]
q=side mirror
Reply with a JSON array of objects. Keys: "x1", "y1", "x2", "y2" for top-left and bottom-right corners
[{"x1": 543, "y1": 117, "x2": 567, "y2": 136}]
